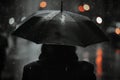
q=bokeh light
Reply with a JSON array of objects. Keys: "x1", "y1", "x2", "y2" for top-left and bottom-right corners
[
  {"x1": 83, "y1": 4, "x2": 90, "y2": 11},
  {"x1": 96, "y1": 17, "x2": 103, "y2": 24},
  {"x1": 115, "y1": 28, "x2": 120, "y2": 35},
  {"x1": 39, "y1": 1, "x2": 47, "y2": 8},
  {"x1": 9, "y1": 17, "x2": 15, "y2": 25},
  {"x1": 78, "y1": 5, "x2": 85, "y2": 12}
]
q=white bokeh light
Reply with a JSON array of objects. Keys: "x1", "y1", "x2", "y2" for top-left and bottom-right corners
[
  {"x1": 9, "y1": 17, "x2": 15, "y2": 25},
  {"x1": 83, "y1": 4, "x2": 90, "y2": 11},
  {"x1": 96, "y1": 17, "x2": 103, "y2": 24}
]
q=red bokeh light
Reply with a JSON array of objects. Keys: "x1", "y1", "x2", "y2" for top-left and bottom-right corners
[{"x1": 78, "y1": 5, "x2": 85, "y2": 12}]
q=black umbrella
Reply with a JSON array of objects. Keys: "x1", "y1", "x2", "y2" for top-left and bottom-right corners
[{"x1": 12, "y1": 9, "x2": 108, "y2": 47}]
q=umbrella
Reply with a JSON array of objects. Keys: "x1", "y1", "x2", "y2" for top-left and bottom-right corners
[{"x1": 12, "y1": 10, "x2": 108, "y2": 47}]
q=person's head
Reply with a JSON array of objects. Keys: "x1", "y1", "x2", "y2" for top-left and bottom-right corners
[{"x1": 39, "y1": 44, "x2": 78, "y2": 61}]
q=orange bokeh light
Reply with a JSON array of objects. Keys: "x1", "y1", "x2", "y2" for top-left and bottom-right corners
[
  {"x1": 78, "y1": 5, "x2": 85, "y2": 12},
  {"x1": 40, "y1": 1, "x2": 47, "y2": 8},
  {"x1": 115, "y1": 28, "x2": 120, "y2": 35}
]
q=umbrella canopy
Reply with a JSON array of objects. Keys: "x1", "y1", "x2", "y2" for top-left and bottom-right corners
[{"x1": 12, "y1": 10, "x2": 108, "y2": 47}]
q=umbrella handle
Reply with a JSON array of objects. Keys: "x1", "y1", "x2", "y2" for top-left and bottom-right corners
[{"x1": 61, "y1": 0, "x2": 63, "y2": 13}]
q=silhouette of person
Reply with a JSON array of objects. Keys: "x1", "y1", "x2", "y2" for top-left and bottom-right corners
[
  {"x1": 22, "y1": 44, "x2": 96, "y2": 80},
  {"x1": 0, "y1": 33, "x2": 8, "y2": 79}
]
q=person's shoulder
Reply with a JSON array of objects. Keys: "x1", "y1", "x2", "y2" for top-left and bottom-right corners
[{"x1": 77, "y1": 61, "x2": 95, "y2": 72}]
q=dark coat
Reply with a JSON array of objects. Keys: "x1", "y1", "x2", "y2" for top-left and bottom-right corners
[
  {"x1": 22, "y1": 45, "x2": 96, "y2": 80},
  {"x1": 22, "y1": 60, "x2": 96, "y2": 80}
]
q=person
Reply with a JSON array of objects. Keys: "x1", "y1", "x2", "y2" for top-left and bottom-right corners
[
  {"x1": 0, "y1": 33, "x2": 8, "y2": 80},
  {"x1": 22, "y1": 44, "x2": 96, "y2": 80}
]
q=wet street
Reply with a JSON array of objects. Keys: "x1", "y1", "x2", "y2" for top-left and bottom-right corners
[{"x1": 1, "y1": 36, "x2": 120, "y2": 80}]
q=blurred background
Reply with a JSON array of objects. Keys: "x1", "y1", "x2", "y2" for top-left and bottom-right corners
[{"x1": 0, "y1": 0, "x2": 120, "y2": 80}]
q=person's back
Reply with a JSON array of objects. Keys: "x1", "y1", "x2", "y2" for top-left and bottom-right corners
[{"x1": 22, "y1": 44, "x2": 96, "y2": 80}]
